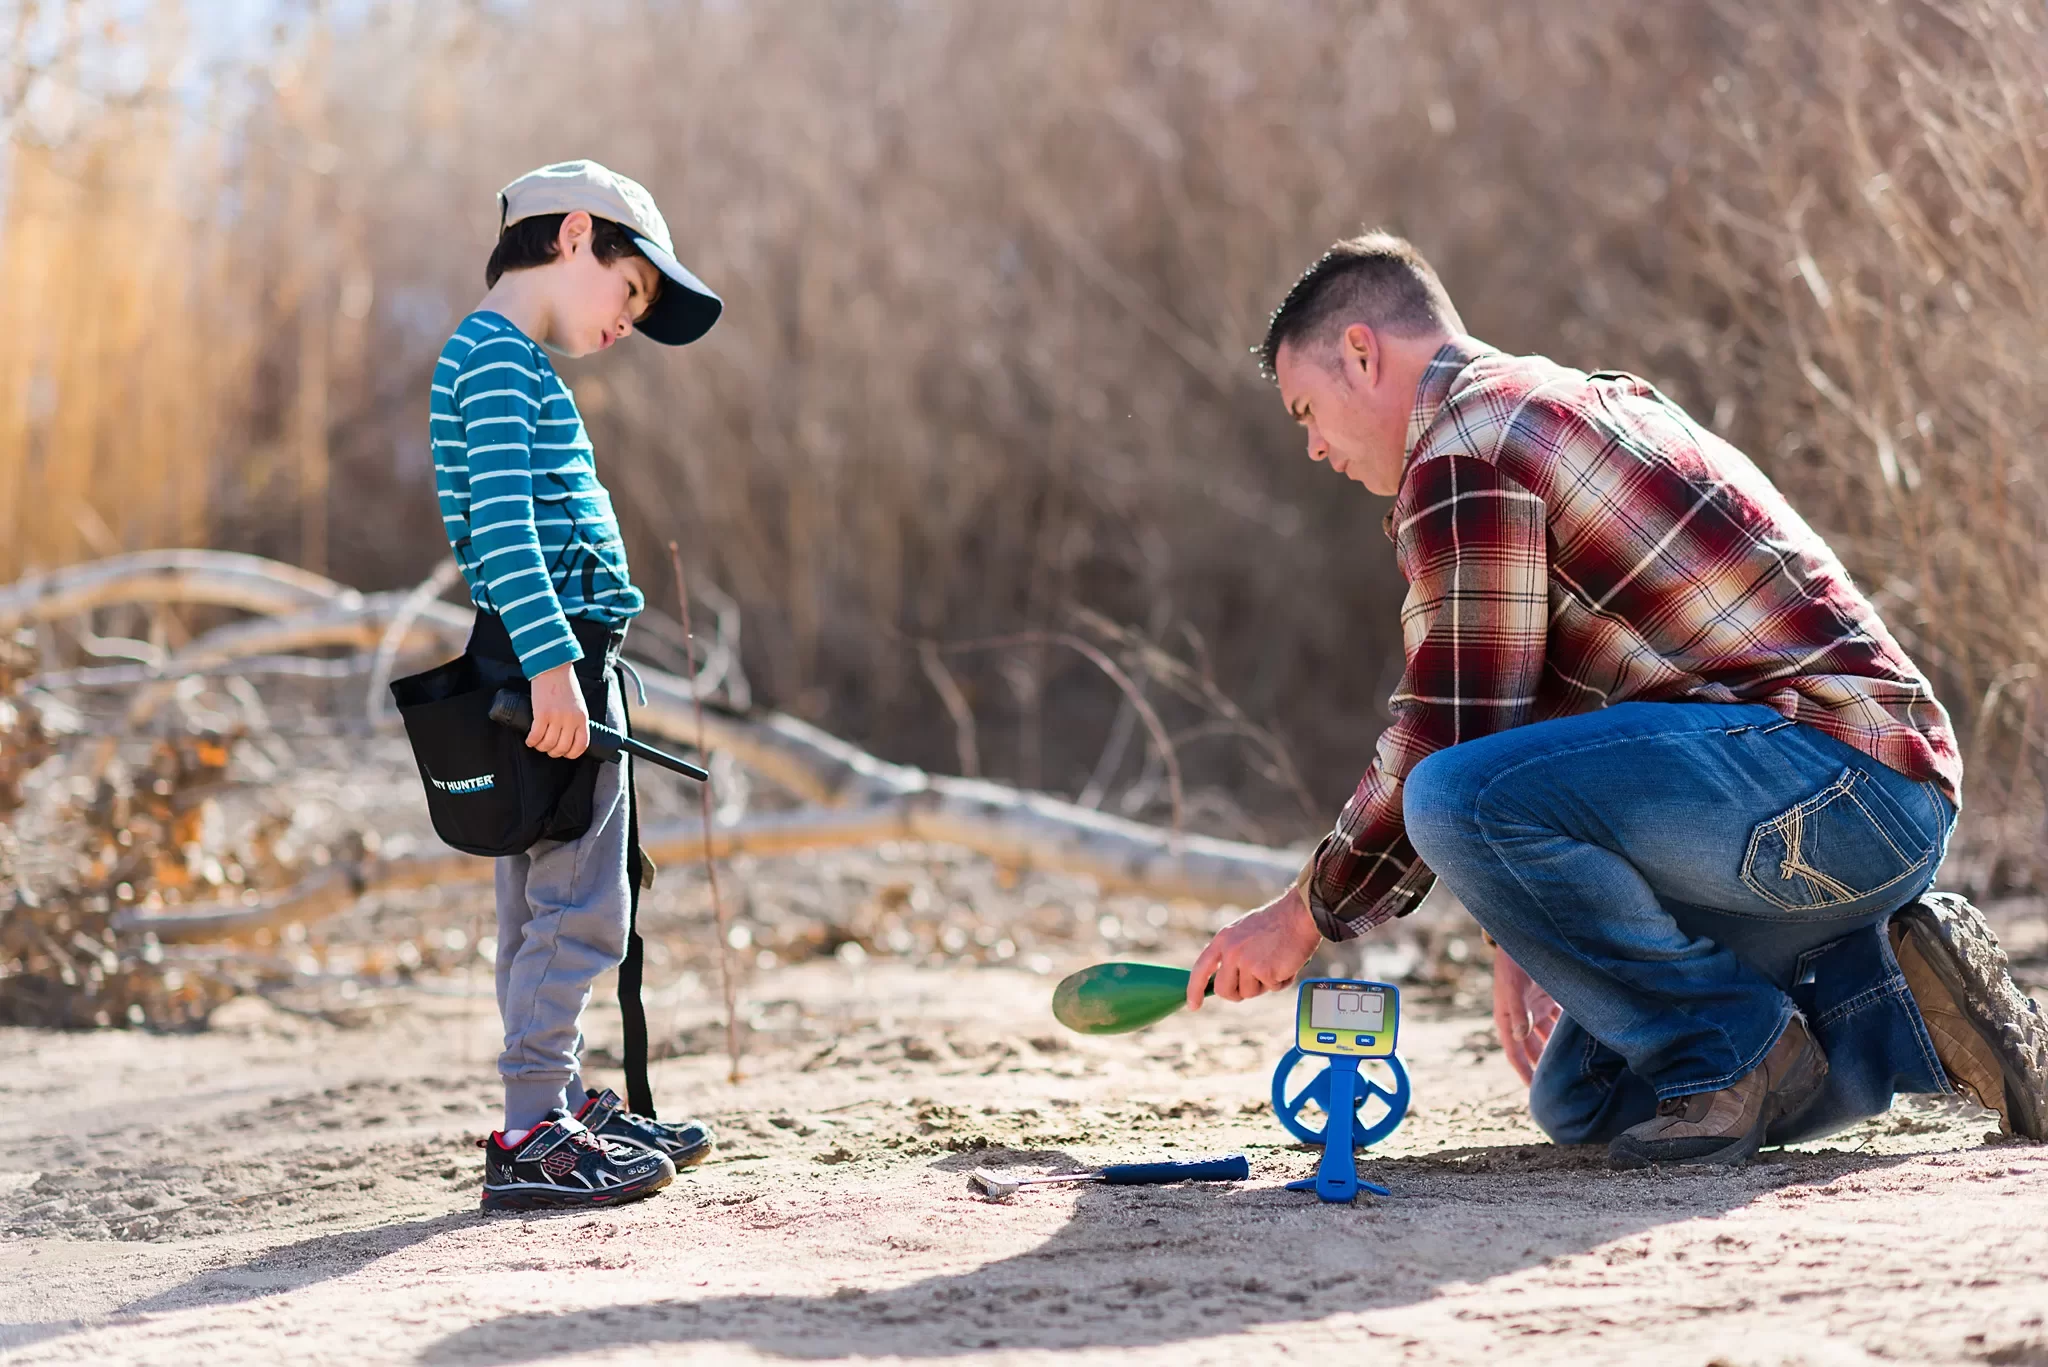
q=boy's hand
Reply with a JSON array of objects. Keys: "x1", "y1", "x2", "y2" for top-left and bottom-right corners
[
  {"x1": 526, "y1": 662, "x2": 590, "y2": 759},
  {"x1": 1187, "y1": 886, "x2": 1324, "y2": 1009}
]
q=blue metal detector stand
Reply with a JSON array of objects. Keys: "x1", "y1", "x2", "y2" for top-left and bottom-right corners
[{"x1": 1271, "y1": 1046, "x2": 1411, "y2": 1202}]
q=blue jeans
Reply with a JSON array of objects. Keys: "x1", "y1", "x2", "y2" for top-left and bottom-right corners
[{"x1": 1403, "y1": 701, "x2": 1956, "y2": 1145}]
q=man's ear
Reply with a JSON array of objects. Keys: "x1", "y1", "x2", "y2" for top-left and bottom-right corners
[
  {"x1": 1339, "y1": 322, "x2": 1380, "y2": 387},
  {"x1": 558, "y1": 210, "x2": 594, "y2": 258}
]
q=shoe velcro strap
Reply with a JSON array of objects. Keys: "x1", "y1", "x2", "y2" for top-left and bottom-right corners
[
  {"x1": 515, "y1": 1115, "x2": 593, "y2": 1162},
  {"x1": 582, "y1": 1089, "x2": 626, "y2": 1131}
]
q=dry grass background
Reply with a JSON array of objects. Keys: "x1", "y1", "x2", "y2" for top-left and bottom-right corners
[{"x1": 2, "y1": 0, "x2": 2045, "y2": 879}]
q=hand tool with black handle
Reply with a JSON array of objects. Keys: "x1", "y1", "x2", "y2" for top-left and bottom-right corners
[
  {"x1": 966, "y1": 1154, "x2": 1249, "y2": 1202},
  {"x1": 488, "y1": 689, "x2": 710, "y2": 782}
]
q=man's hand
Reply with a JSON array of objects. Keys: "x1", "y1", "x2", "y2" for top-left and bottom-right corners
[
  {"x1": 1491, "y1": 946, "x2": 1561, "y2": 1083},
  {"x1": 526, "y1": 662, "x2": 591, "y2": 759},
  {"x1": 1187, "y1": 885, "x2": 1325, "y2": 1010}
]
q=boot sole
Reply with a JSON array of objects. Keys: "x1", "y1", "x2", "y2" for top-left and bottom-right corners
[
  {"x1": 1608, "y1": 1121, "x2": 1764, "y2": 1170},
  {"x1": 1893, "y1": 894, "x2": 2048, "y2": 1141}
]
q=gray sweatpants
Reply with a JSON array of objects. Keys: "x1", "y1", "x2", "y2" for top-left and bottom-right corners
[{"x1": 493, "y1": 676, "x2": 631, "y2": 1131}]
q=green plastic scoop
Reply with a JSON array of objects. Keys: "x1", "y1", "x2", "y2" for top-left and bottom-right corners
[{"x1": 1051, "y1": 961, "x2": 1215, "y2": 1035}]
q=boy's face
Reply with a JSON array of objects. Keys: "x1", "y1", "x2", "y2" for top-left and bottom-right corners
[{"x1": 546, "y1": 211, "x2": 663, "y2": 358}]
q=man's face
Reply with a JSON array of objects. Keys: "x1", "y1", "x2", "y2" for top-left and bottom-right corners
[
  {"x1": 548, "y1": 212, "x2": 663, "y2": 358},
  {"x1": 1274, "y1": 328, "x2": 1409, "y2": 496}
]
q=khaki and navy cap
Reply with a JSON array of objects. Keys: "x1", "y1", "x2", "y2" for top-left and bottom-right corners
[{"x1": 498, "y1": 159, "x2": 723, "y2": 346}]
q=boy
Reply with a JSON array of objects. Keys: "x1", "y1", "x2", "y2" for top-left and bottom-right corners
[{"x1": 429, "y1": 160, "x2": 724, "y2": 1210}]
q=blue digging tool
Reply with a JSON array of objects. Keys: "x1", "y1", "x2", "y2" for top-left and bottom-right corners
[
  {"x1": 966, "y1": 1154, "x2": 1250, "y2": 1202},
  {"x1": 1272, "y1": 978, "x2": 1411, "y2": 1202},
  {"x1": 488, "y1": 689, "x2": 709, "y2": 782}
]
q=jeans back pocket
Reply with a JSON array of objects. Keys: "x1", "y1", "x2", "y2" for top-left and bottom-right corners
[{"x1": 1741, "y1": 766, "x2": 1930, "y2": 914}]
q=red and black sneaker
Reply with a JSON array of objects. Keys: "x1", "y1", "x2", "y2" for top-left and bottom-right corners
[
  {"x1": 479, "y1": 1108, "x2": 676, "y2": 1212},
  {"x1": 576, "y1": 1088, "x2": 715, "y2": 1168}
]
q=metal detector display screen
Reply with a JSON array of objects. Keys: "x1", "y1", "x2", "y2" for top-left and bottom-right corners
[
  {"x1": 1295, "y1": 979, "x2": 1399, "y2": 1057},
  {"x1": 1312, "y1": 987, "x2": 1385, "y2": 1033}
]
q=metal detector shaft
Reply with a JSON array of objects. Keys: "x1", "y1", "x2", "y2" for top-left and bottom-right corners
[{"x1": 488, "y1": 689, "x2": 709, "y2": 782}]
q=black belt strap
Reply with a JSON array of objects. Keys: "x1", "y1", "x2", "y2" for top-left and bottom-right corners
[{"x1": 615, "y1": 665, "x2": 656, "y2": 1119}]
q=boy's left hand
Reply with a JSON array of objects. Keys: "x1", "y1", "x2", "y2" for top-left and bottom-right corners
[{"x1": 527, "y1": 662, "x2": 591, "y2": 759}]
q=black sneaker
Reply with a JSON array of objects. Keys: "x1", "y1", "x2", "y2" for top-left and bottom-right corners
[
  {"x1": 479, "y1": 1108, "x2": 676, "y2": 1212},
  {"x1": 576, "y1": 1088, "x2": 715, "y2": 1168}
]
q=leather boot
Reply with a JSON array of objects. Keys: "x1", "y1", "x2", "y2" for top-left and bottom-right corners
[
  {"x1": 1890, "y1": 894, "x2": 2048, "y2": 1140},
  {"x1": 1608, "y1": 1014, "x2": 1827, "y2": 1169}
]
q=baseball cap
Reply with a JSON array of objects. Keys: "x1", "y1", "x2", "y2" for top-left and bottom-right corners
[{"x1": 498, "y1": 159, "x2": 723, "y2": 346}]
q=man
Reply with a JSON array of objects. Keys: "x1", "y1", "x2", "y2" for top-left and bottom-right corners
[{"x1": 1188, "y1": 232, "x2": 2048, "y2": 1166}]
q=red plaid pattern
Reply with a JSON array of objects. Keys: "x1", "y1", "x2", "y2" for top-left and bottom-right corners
[{"x1": 1305, "y1": 339, "x2": 1961, "y2": 941}]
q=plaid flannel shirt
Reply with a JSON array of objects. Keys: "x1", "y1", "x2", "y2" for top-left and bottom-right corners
[{"x1": 1304, "y1": 338, "x2": 1962, "y2": 942}]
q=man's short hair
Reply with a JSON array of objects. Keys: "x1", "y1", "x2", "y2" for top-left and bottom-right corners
[
  {"x1": 485, "y1": 213, "x2": 649, "y2": 289},
  {"x1": 1257, "y1": 232, "x2": 1459, "y2": 379}
]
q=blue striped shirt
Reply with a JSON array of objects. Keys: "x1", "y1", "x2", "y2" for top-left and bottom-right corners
[{"x1": 428, "y1": 311, "x2": 644, "y2": 678}]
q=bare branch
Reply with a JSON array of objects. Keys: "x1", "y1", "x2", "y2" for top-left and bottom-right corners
[{"x1": 917, "y1": 639, "x2": 981, "y2": 779}]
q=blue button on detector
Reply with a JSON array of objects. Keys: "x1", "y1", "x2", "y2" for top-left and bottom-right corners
[
  {"x1": 1355, "y1": 1034, "x2": 1375, "y2": 1047},
  {"x1": 1315, "y1": 1031, "x2": 1337, "y2": 1045}
]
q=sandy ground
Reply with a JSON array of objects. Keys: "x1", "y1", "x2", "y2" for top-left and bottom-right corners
[{"x1": 4, "y1": 895, "x2": 2047, "y2": 1367}]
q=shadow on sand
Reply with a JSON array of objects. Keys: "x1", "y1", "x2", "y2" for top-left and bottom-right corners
[
  {"x1": 3, "y1": 1209, "x2": 486, "y2": 1354},
  {"x1": 115, "y1": 1209, "x2": 489, "y2": 1319},
  {"x1": 412, "y1": 1140, "x2": 1907, "y2": 1361}
]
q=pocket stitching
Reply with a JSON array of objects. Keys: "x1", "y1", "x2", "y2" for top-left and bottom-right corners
[
  {"x1": 1841, "y1": 767, "x2": 1928, "y2": 859},
  {"x1": 1740, "y1": 770, "x2": 1930, "y2": 913},
  {"x1": 1838, "y1": 785, "x2": 1914, "y2": 866},
  {"x1": 1740, "y1": 770, "x2": 1853, "y2": 902}
]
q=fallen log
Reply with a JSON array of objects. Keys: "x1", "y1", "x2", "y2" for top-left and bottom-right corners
[
  {"x1": 123, "y1": 596, "x2": 475, "y2": 726},
  {"x1": 111, "y1": 599, "x2": 800, "y2": 778},
  {"x1": 23, "y1": 550, "x2": 1307, "y2": 941},
  {"x1": 0, "y1": 550, "x2": 355, "y2": 629},
  {"x1": 22, "y1": 554, "x2": 1040, "y2": 805},
  {"x1": 120, "y1": 788, "x2": 1302, "y2": 944}
]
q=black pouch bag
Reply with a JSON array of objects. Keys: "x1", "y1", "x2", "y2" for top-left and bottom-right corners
[{"x1": 390, "y1": 613, "x2": 618, "y2": 858}]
